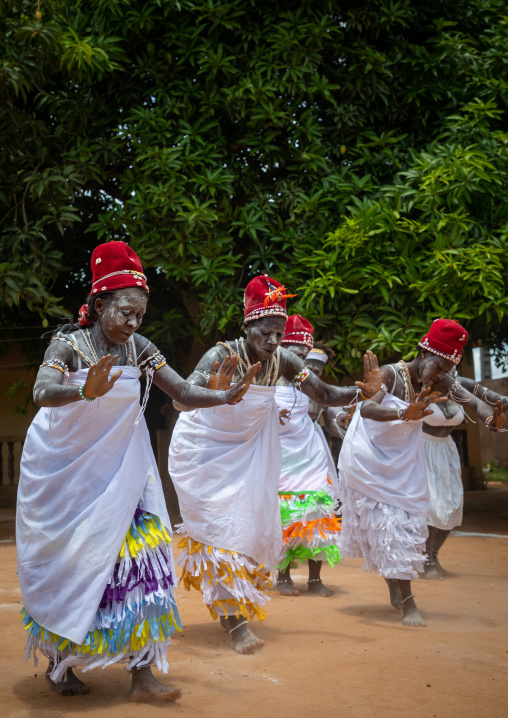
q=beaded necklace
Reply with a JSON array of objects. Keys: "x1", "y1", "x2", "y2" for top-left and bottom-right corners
[
  {"x1": 398, "y1": 360, "x2": 415, "y2": 403},
  {"x1": 216, "y1": 338, "x2": 281, "y2": 386}
]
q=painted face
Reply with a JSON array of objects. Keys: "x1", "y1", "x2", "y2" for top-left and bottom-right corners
[
  {"x1": 245, "y1": 316, "x2": 286, "y2": 362},
  {"x1": 96, "y1": 287, "x2": 148, "y2": 346},
  {"x1": 419, "y1": 352, "x2": 455, "y2": 387},
  {"x1": 284, "y1": 343, "x2": 311, "y2": 361},
  {"x1": 305, "y1": 358, "x2": 325, "y2": 378}
]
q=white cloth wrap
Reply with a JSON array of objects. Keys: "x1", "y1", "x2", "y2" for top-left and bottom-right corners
[
  {"x1": 16, "y1": 366, "x2": 172, "y2": 644},
  {"x1": 276, "y1": 385, "x2": 338, "y2": 495},
  {"x1": 338, "y1": 394, "x2": 429, "y2": 516},
  {"x1": 423, "y1": 434, "x2": 464, "y2": 530},
  {"x1": 168, "y1": 384, "x2": 283, "y2": 569},
  {"x1": 338, "y1": 394, "x2": 429, "y2": 579}
]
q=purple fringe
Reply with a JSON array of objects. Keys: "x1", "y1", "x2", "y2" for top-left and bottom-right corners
[{"x1": 99, "y1": 510, "x2": 174, "y2": 609}]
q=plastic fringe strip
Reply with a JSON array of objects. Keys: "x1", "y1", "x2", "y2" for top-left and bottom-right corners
[
  {"x1": 277, "y1": 489, "x2": 342, "y2": 569},
  {"x1": 21, "y1": 511, "x2": 181, "y2": 683},
  {"x1": 278, "y1": 544, "x2": 341, "y2": 572},
  {"x1": 339, "y1": 483, "x2": 427, "y2": 580},
  {"x1": 176, "y1": 528, "x2": 273, "y2": 622}
]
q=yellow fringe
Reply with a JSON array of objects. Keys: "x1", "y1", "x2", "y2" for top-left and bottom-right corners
[{"x1": 178, "y1": 536, "x2": 272, "y2": 622}]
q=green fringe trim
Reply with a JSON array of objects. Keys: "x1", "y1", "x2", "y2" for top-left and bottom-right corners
[
  {"x1": 278, "y1": 489, "x2": 335, "y2": 526},
  {"x1": 277, "y1": 544, "x2": 341, "y2": 572}
]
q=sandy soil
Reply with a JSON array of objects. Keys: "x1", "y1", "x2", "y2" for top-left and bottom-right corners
[{"x1": 1, "y1": 487, "x2": 507, "y2": 718}]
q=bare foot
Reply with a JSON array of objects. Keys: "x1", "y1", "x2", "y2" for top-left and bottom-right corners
[
  {"x1": 45, "y1": 663, "x2": 89, "y2": 696},
  {"x1": 385, "y1": 578, "x2": 402, "y2": 610},
  {"x1": 227, "y1": 618, "x2": 265, "y2": 654},
  {"x1": 277, "y1": 579, "x2": 299, "y2": 596},
  {"x1": 307, "y1": 580, "x2": 334, "y2": 597},
  {"x1": 402, "y1": 605, "x2": 427, "y2": 627},
  {"x1": 434, "y1": 555, "x2": 448, "y2": 576},
  {"x1": 422, "y1": 561, "x2": 443, "y2": 581},
  {"x1": 128, "y1": 665, "x2": 181, "y2": 703}
]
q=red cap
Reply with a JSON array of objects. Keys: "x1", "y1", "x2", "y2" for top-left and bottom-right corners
[
  {"x1": 243, "y1": 274, "x2": 296, "y2": 324},
  {"x1": 281, "y1": 314, "x2": 314, "y2": 348},
  {"x1": 89, "y1": 241, "x2": 148, "y2": 296},
  {"x1": 418, "y1": 319, "x2": 468, "y2": 365}
]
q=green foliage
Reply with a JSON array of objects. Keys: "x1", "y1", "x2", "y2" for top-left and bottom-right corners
[{"x1": 1, "y1": 0, "x2": 508, "y2": 376}]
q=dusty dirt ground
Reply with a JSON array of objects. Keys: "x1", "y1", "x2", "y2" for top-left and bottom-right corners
[{"x1": 1, "y1": 486, "x2": 507, "y2": 718}]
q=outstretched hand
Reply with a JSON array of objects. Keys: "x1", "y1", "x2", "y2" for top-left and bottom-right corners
[
  {"x1": 355, "y1": 350, "x2": 381, "y2": 398},
  {"x1": 208, "y1": 355, "x2": 240, "y2": 391},
  {"x1": 224, "y1": 362, "x2": 261, "y2": 403},
  {"x1": 488, "y1": 400, "x2": 507, "y2": 431},
  {"x1": 402, "y1": 386, "x2": 444, "y2": 421},
  {"x1": 82, "y1": 354, "x2": 122, "y2": 399}
]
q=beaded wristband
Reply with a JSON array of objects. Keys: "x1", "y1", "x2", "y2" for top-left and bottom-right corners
[
  {"x1": 78, "y1": 384, "x2": 96, "y2": 402},
  {"x1": 485, "y1": 415, "x2": 494, "y2": 430},
  {"x1": 380, "y1": 383, "x2": 388, "y2": 396},
  {"x1": 397, "y1": 408, "x2": 407, "y2": 422},
  {"x1": 449, "y1": 380, "x2": 462, "y2": 393}
]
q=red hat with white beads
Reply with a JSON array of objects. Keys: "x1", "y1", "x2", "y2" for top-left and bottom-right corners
[
  {"x1": 243, "y1": 274, "x2": 296, "y2": 324},
  {"x1": 281, "y1": 314, "x2": 314, "y2": 348},
  {"x1": 89, "y1": 241, "x2": 148, "y2": 296},
  {"x1": 418, "y1": 319, "x2": 468, "y2": 365}
]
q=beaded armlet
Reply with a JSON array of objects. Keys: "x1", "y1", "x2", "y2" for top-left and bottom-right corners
[
  {"x1": 138, "y1": 352, "x2": 166, "y2": 371},
  {"x1": 293, "y1": 368, "x2": 310, "y2": 385},
  {"x1": 40, "y1": 358, "x2": 69, "y2": 374}
]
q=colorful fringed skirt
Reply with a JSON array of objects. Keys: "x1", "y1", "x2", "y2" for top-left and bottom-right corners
[
  {"x1": 339, "y1": 483, "x2": 428, "y2": 580},
  {"x1": 22, "y1": 509, "x2": 181, "y2": 683},
  {"x1": 277, "y1": 486, "x2": 342, "y2": 571},
  {"x1": 177, "y1": 527, "x2": 273, "y2": 622}
]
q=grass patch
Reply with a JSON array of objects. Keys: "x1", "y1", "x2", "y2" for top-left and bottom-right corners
[{"x1": 483, "y1": 464, "x2": 508, "y2": 483}]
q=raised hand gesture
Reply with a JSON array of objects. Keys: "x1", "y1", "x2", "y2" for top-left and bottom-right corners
[
  {"x1": 223, "y1": 362, "x2": 261, "y2": 404},
  {"x1": 82, "y1": 355, "x2": 122, "y2": 399},
  {"x1": 355, "y1": 350, "x2": 381, "y2": 398},
  {"x1": 208, "y1": 355, "x2": 239, "y2": 391},
  {"x1": 402, "y1": 387, "x2": 444, "y2": 421},
  {"x1": 487, "y1": 400, "x2": 507, "y2": 432}
]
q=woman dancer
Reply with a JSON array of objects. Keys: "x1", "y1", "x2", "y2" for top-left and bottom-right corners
[
  {"x1": 276, "y1": 327, "x2": 342, "y2": 597},
  {"x1": 17, "y1": 242, "x2": 256, "y2": 701},
  {"x1": 422, "y1": 374, "x2": 508, "y2": 580},
  {"x1": 422, "y1": 396, "x2": 465, "y2": 580},
  {"x1": 338, "y1": 319, "x2": 506, "y2": 627},
  {"x1": 169, "y1": 275, "x2": 381, "y2": 653}
]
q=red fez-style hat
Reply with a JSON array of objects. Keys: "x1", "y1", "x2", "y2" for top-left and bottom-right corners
[
  {"x1": 244, "y1": 274, "x2": 296, "y2": 324},
  {"x1": 281, "y1": 314, "x2": 314, "y2": 348},
  {"x1": 418, "y1": 319, "x2": 468, "y2": 365},
  {"x1": 89, "y1": 241, "x2": 148, "y2": 296}
]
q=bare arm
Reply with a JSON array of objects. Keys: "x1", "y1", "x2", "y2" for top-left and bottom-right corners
[
  {"x1": 33, "y1": 341, "x2": 122, "y2": 407},
  {"x1": 443, "y1": 374, "x2": 507, "y2": 429},
  {"x1": 322, "y1": 406, "x2": 349, "y2": 438},
  {"x1": 458, "y1": 376, "x2": 508, "y2": 409},
  {"x1": 144, "y1": 342, "x2": 258, "y2": 409},
  {"x1": 281, "y1": 348, "x2": 381, "y2": 406}
]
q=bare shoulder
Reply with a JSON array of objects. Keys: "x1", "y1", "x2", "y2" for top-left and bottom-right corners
[
  {"x1": 133, "y1": 333, "x2": 157, "y2": 358},
  {"x1": 194, "y1": 343, "x2": 232, "y2": 373},
  {"x1": 278, "y1": 346, "x2": 303, "y2": 379},
  {"x1": 42, "y1": 334, "x2": 79, "y2": 372},
  {"x1": 381, "y1": 363, "x2": 398, "y2": 392}
]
